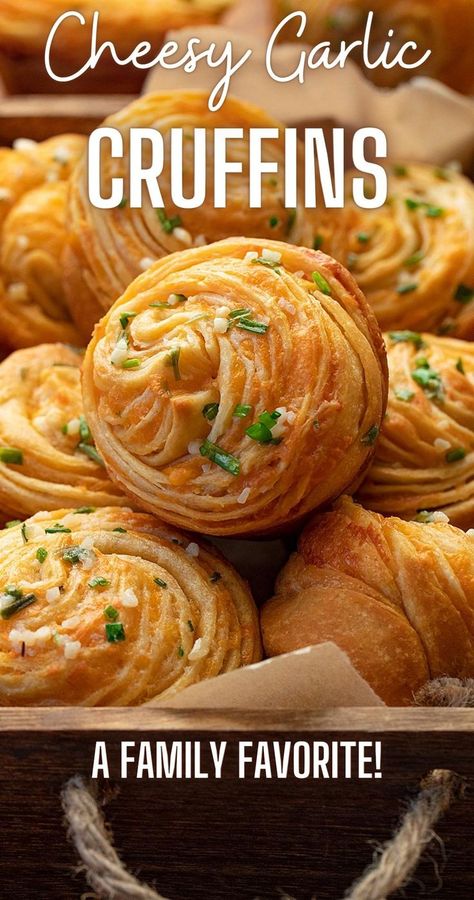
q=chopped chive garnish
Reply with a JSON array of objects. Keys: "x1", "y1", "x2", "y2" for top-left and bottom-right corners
[
  {"x1": 397, "y1": 283, "x2": 418, "y2": 295},
  {"x1": 313, "y1": 418, "x2": 320, "y2": 430},
  {"x1": 412, "y1": 363, "x2": 443, "y2": 400},
  {"x1": 252, "y1": 257, "x2": 281, "y2": 273},
  {"x1": 177, "y1": 646, "x2": 185, "y2": 658},
  {"x1": 389, "y1": 331, "x2": 425, "y2": 350},
  {"x1": 202, "y1": 403, "x2": 219, "y2": 421},
  {"x1": 45, "y1": 524, "x2": 71, "y2": 534},
  {"x1": 404, "y1": 250, "x2": 425, "y2": 267},
  {"x1": 113, "y1": 527, "x2": 127, "y2": 533},
  {"x1": 361, "y1": 425, "x2": 379, "y2": 446},
  {"x1": 61, "y1": 424, "x2": 68, "y2": 435},
  {"x1": 425, "y1": 205, "x2": 444, "y2": 218},
  {"x1": 434, "y1": 168, "x2": 450, "y2": 181},
  {"x1": 77, "y1": 443, "x2": 105, "y2": 466},
  {"x1": 454, "y1": 284, "x2": 474, "y2": 304},
  {"x1": 122, "y1": 358, "x2": 141, "y2": 369},
  {"x1": 446, "y1": 447, "x2": 466, "y2": 463},
  {"x1": 157, "y1": 209, "x2": 182, "y2": 234},
  {"x1": 166, "y1": 348, "x2": 181, "y2": 381},
  {"x1": 79, "y1": 416, "x2": 92, "y2": 445},
  {"x1": 405, "y1": 198, "x2": 421, "y2": 210},
  {"x1": 347, "y1": 253, "x2": 358, "y2": 269},
  {"x1": 62, "y1": 546, "x2": 91, "y2": 565},
  {"x1": 269, "y1": 216, "x2": 279, "y2": 228},
  {"x1": 0, "y1": 447, "x2": 23, "y2": 464},
  {"x1": 154, "y1": 577, "x2": 167, "y2": 588},
  {"x1": 74, "y1": 507, "x2": 95, "y2": 514},
  {"x1": 118, "y1": 197, "x2": 128, "y2": 209},
  {"x1": 246, "y1": 410, "x2": 282, "y2": 445},
  {"x1": 36, "y1": 547, "x2": 48, "y2": 563},
  {"x1": 88, "y1": 577, "x2": 110, "y2": 589},
  {"x1": 227, "y1": 308, "x2": 268, "y2": 334},
  {"x1": 119, "y1": 312, "x2": 137, "y2": 329},
  {"x1": 21, "y1": 523, "x2": 28, "y2": 544},
  {"x1": 456, "y1": 358, "x2": 465, "y2": 374},
  {"x1": 105, "y1": 622, "x2": 126, "y2": 642},
  {"x1": 394, "y1": 388, "x2": 415, "y2": 402},
  {"x1": 312, "y1": 271, "x2": 331, "y2": 295},
  {"x1": 199, "y1": 439, "x2": 240, "y2": 476},
  {"x1": 393, "y1": 165, "x2": 408, "y2": 176},
  {"x1": 0, "y1": 589, "x2": 37, "y2": 620},
  {"x1": 313, "y1": 235, "x2": 324, "y2": 251},
  {"x1": 233, "y1": 404, "x2": 252, "y2": 418},
  {"x1": 5, "y1": 520, "x2": 21, "y2": 528},
  {"x1": 104, "y1": 607, "x2": 119, "y2": 621},
  {"x1": 187, "y1": 620, "x2": 194, "y2": 631},
  {"x1": 210, "y1": 572, "x2": 222, "y2": 583},
  {"x1": 357, "y1": 232, "x2": 370, "y2": 244}
]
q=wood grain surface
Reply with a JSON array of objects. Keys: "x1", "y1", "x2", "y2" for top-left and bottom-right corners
[{"x1": 0, "y1": 710, "x2": 472, "y2": 899}]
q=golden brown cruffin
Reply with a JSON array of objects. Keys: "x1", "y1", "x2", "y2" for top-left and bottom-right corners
[
  {"x1": 359, "y1": 332, "x2": 474, "y2": 529},
  {"x1": 261, "y1": 496, "x2": 474, "y2": 705},
  {"x1": 276, "y1": 1, "x2": 474, "y2": 94},
  {"x1": 0, "y1": 506, "x2": 261, "y2": 706},
  {"x1": 64, "y1": 90, "x2": 320, "y2": 340},
  {"x1": 0, "y1": 343, "x2": 126, "y2": 521},
  {"x1": 82, "y1": 237, "x2": 388, "y2": 537},
  {"x1": 0, "y1": 182, "x2": 82, "y2": 348},
  {"x1": 316, "y1": 162, "x2": 474, "y2": 337}
]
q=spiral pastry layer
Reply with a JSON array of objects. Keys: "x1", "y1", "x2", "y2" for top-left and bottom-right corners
[
  {"x1": 277, "y1": 0, "x2": 474, "y2": 93},
  {"x1": 0, "y1": 133, "x2": 86, "y2": 348},
  {"x1": 0, "y1": 343, "x2": 126, "y2": 520},
  {"x1": 64, "y1": 90, "x2": 320, "y2": 339},
  {"x1": 0, "y1": 506, "x2": 260, "y2": 706},
  {"x1": 317, "y1": 163, "x2": 474, "y2": 337},
  {"x1": 359, "y1": 332, "x2": 474, "y2": 529},
  {"x1": 261, "y1": 496, "x2": 474, "y2": 705},
  {"x1": 82, "y1": 237, "x2": 387, "y2": 536}
]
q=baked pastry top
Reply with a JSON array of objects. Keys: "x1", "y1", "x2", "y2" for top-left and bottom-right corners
[
  {"x1": 261, "y1": 496, "x2": 474, "y2": 704},
  {"x1": 64, "y1": 90, "x2": 320, "y2": 338},
  {"x1": 0, "y1": 134, "x2": 86, "y2": 348},
  {"x1": 277, "y1": 1, "x2": 474, "y2": 94},
  {"x1": 316, "y1": 163, "x2": 474, "y2": 337},
  {"x1": 359, "y1": 331, "x2": 474, "y2": 529},
  {"x1": 82, "y1": 236, "x2": 388, "y2": 536},
  {"x1": 0, "y1": 506, "x2": 261, "y2": 706},
  {"x1": 0, "y1": 343, "x2": 126, "y2": 520}
]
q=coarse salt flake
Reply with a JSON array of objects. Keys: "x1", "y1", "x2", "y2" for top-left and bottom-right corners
[
  {"x1": 140, "y1": 257, "x2": 155, "y2": 271},
  {"x1": 13, "y1": 138, "x2": 37, "y2": 152},
  {"x1": 244, "y1": 251, "x2": 258, "y2": 263},
  {"x1": 45, "y1": 587, "x2": 61, "y2": 604},
  {"x1": 262, "y1": 248, "x2": 282, "y2": 263},
  {"x1": 66, "y1": 418, "x2": 81, "y2": 436},
  {"x1": 194, "y1": 234, "x2": 207, "y2": 247},
  {"x1": 431, "y1": 511, "x2": 450, "y2": 523},
  {"x1": 278, "y1": 298, "x2": 295, "y2": 315},
  {"x1": 434, "y1": 438, "x2": 450, "y2": 450},
  {"x1": 62, "y1": 616, "x2": 80, "y2": 630},
  {"x1": 64, "y1": 640, "x2": 81, "y2": 659},
  {"x1": 186, "y1": 542, "x2": 199, "y2": 558},
  {"x1": 188, "y1": 441, "x2": 202, "y2": 456},
  {"x1": 213, "y1": 317, "x2": 228, "y2": 334},
  {"x1": 121, "y1": 588, "x2": 139, "y2": 608},
  {"x1": 188, "y1": 638, "x2": 207, "y2": 661},
  {"x1": 173, "y1": 227, "x2": 192, "y2": 246},
  {"x1": 110, "y1": 338, "x2": 129, "y2": 366},
  {"x1": 7, "y1": 283, "x2": 28, "y2": 302},
  {"x1": 238, "y1": 487, "x2": 251, "y2": 505}
]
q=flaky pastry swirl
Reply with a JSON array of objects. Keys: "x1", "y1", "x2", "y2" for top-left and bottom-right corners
[
  {"x1": 261, "y1": 496, "x2": 474, "y2": 705},
  {"x1": 64, "y1": 90, "x2": 319, "y2": 339},
  {"x1": 0, "y1": 343, "x2": 125, "y2": 520},
  {"x1": 0, "y1": 506, "x2": 261, "y2": 706},
  {"x1": 82, "y1": 237, "x2": 388, "y2": 536},
  {"x1": 359, "y1": 332, "x2": 474, "y2": 528},
  {"x1": 278, "y1": 1, "x2": 474, "y2": 94},
  {"x1": 317, "y1": 163, "x2": 474, "y2": 337}
]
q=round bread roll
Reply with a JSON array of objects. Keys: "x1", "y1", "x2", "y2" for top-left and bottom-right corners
[
  {"x1": 0, "y1": 182, "x2": 82, "y2": 347},
  {"x1": 0, "y1": 344, "x2": 126, "y2": 520},
  {"x1": 0, "y1": 506, "x2": 261, "y2": 706},
  {"x1": 317, "y1": 163, "x2": 474, "y2": 337},
  {"x1": 64, "y1": 90, "x2": 320, "y2": 339},
  {"x1": 82, "y1": 237, "x2": 388, "y2": 536},
  {"x1": 0, "y1": 0, "x2": 231, "y2": 93},
  {"x1": 277, "y1": 1, "x2": 474, "y2": 94},
  {"x1": 261, "y1": 496, "x2": 474, "y2": 705},
  {"x1": 359, "y1": 331, "x2": 474, "y2": 529}
]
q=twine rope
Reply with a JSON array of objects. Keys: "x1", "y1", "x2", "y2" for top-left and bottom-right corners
[{"x1": 62, "y1": 677, "x2": 471, "y2": 900}]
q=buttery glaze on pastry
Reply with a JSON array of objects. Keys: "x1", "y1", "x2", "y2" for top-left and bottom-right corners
[
  {"x1": 261, "y1": 496, "x2": 474, "y2": 705},
  {"x1": 0, "y1": 344, "x2": 126, "y2": 520},
  {"x1": 0, "y1": 134, "x2": 86, "y2": 348},
  {"x1": 278, "y1": 1, "x2": 474, "y2": 94},
  {"x1": 316, "y1": 163, "x2": 474, "y2": 337},
  {"x1": 82, "y1": 237, "x2": 388, "y2": 537},
  {"x1": 359, "y1": 332, "x2": 474, "y2": 529},
  {"x1": 0, "y1": 507, "x2": 261, "y2": 706},
  {"x1": 64, "y1": 90, "x2": 320, "y2": 339}
]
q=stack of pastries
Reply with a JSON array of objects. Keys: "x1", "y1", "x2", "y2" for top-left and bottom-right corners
[{"x1": 0, "y1": 86, "x2": 473, "y2": 707}]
